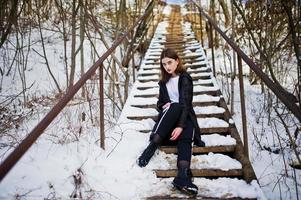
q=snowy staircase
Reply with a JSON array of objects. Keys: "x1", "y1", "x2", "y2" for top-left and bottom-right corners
[{"x1": 122, "y1": 5, "x2": 262, "y2": 200}]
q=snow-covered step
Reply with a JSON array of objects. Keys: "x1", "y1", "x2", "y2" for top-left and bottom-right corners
[
  {"x1": 198, "y1": 117, "x2": 230, "y2": 134},
  {"x1": 131, "y1": 100, "x2": 220, "y2": 109},
  {"x1": 137, "y1": 75, "x2": 159, "y2": 82},
  {"x1": 193, "y1": 81, "x2": 214, "y2": 87},
  {"x1": 190, "y1": 72, "x2": 212, "y2": 80},
  {"x1": 194, "y1": 106, "x2": 225, "y2": 118},
  {"x1": 160, "y1": 145, "x2": 236, "y2": 154},
  {"x1": 137, "y1": 127, "x2": 230, "y2": 135},
  {"x1": 140, "y1": 64, "x2": 160, "y2": 70},
  {"x1": 127, "y1": 105, "x2": 225, "y2": 120},
  {"x1": 139, "y1": 69, "x2": 160, "y2": 76},
  {"x1": 151, "y1": 152, "x2": 242, "y2": 176},
  {"x1": 134, "y1": 85, "x2": 220, "y2": 98},
  {"x1": 145, "y1": 55, "x2": 160, "y2": 59},
  {"x1": 130, "y1": 94, "x2": 221, "y2": 108},
  {"x1": 125, "y1": 107, "x2": 158, "y2": 118},
  {"x1": 147, "y1": 177, "x2": 261, "y2": 200},
  {"x1": 185, "y1": 62, "x2": 207, "y2": 69},
  {"x1": 155, "y1": 169, "x2": 242, "y2": 178},
  {"x1": 161, "y1": 135, "x2": 239, "y2": 156},
  {"x1": 163, "y1": 40, "x2": 186, "y2": 45},
  {"x1": 156, "y1": 152, "x2": 240, "y2": 169},
  {"x1": 187, "y1": 67, "x2": 211, "y2": 73},
  {"x1": 137, "y1": 73, "x2": 212, "y2": 83}
]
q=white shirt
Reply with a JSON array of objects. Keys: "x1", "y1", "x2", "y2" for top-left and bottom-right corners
[{"x1": 166, "y1": 76, "x2": 179, "y2": 103}]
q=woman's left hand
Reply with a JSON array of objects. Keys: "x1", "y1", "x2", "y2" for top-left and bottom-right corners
[{"x1": 170, "y1": 127, "x2": 183, "y2": 140}]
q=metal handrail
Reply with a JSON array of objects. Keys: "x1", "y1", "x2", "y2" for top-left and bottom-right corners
[
  {"x1": 191, "y1": 1, "x2": 301, "y2": 122},
  {"x1": 0, "y1": 2, "x2": 153, "y2": 182}
]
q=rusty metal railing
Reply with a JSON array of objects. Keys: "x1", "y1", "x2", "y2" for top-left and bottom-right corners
[
  {"x1": 0, "y1": 1, "x2": 155, "y2": 182},
  {"x1": 190, "y1": 0, "x2": 301, "y2": 158}
]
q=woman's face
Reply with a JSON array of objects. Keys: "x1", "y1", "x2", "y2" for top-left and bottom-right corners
[{"x1": 161, "y1": 57, "x2": 179, "y2": 77}]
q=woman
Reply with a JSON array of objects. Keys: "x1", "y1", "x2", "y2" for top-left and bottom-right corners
[{"x1": 137, "y1": 48, "x2": 205, "y2": 196}]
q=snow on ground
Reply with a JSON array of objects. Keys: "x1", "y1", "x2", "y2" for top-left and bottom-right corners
[{"x1": 1, "y1": 2, "x2": 299, "y2": 200}]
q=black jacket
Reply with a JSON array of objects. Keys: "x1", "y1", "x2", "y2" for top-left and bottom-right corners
[{"x1": 156, "y1": 72, "x2": 204, "y2": 146}]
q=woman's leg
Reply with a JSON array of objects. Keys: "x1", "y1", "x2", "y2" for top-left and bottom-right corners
[
  {"x1": 151, "y1": 103, "x2": 182, "y2": 140},
  {"x1": 172, "y1": 119, "x2": 198, "y2": 195},
  {"x1": 138, "y1": 103, "x2": 182, "y2": 167}
]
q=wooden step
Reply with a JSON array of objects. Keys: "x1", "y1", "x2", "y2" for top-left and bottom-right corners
[
  {"x1": 134, "y1": 90, "x2": 219, "y2": 98},
  {"x1": 163, "y1": 41, "x2": 186, "y2": 45},
  {"x1": 147, "y1": 196, "x2": 256, "y2": 200},
  {"x1": 155, "y1": 168, "x2": 243, "y2": 178},
  {"x1": 187, "y1": 64, "x2": 208, "y2": 69},
  {"x1": 138, "y1": 127, "x2": 230, "y2": 135},
  {"x1": 137, "y1": 74, "x2": 213, "y2": 82},
  {"x1": 183, "y1": 55, "x2": 204, "y2": 60},
  {"x1": 136, "y1": 82, "x2": 214, "y2": 90},
  {"x1": 131, "y1": 101, "x2": 219, "y2": 109},
  {"x1": 192, "y1": 74, "x2": 211, "y2": 80},
  {"x1": 160, "y1": 145, "x2": 236, "y2": 154},
  {"x1": 200, "y1": 127, "x2": 230, "y2": 135},
  {"x1": 127, "y1": 112, "x2": 224, "y2": 121}
]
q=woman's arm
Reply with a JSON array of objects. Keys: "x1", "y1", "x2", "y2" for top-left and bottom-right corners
[
  {"x1": 177, "y1": 74, "x2": 193, "y2": 128},
  {"x1": 157, "y1": 82, "x2": 169, "y2": 111}
]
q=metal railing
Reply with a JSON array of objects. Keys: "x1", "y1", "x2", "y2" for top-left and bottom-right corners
[
  {"x1": 190, "y1": 0, "x2": 301, "y2": 158},
  {"x1": 0, "y1": 1, "x2": 157, "y2": 182}
]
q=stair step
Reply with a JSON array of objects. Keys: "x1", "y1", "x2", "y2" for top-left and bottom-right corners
[
  {"x1": 127, "y1": 112, "x2": 224, "y2": 121},
  {"x1": 130, "y1": 101, "x2": 219, "y2": 109},
  {"x1": 155, "y1": 169, "x2": 243, "y2": 178},
  {"x1": 200, "y1": 127, "x2": 230, "y2": 134},
  {"x1": 136, "y1": 82, "x2": 215, "y2": 89},
  {"x1": 147, "y1": 196, "x2": 256, "y2": 200},
  {"x1": 160, "y1": 145, "x2": 236, "y2": 154},
  {"x1": 138, "y1": 127, "x2": 230, "y2": 135},
  {"x1": 134, "y1": 90, "x2": 219, "y2": 98}
]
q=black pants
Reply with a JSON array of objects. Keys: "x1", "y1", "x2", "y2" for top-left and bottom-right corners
[{"x1": 150, "y1": 103, "x2": 194, "y2": 162}]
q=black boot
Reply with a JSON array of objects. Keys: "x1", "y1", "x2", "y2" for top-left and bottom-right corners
[
  {"x1": 137, "y1": 142, "x2": 158, "y2": 167},
  {"x1": 172, "y1": 167, "x2": 198, "y2": 196}
]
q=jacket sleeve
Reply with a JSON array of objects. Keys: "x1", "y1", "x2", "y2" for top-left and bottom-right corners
[
  {"x1": 156, "y1": 82, "x2": 165, "y2": 111},
  {"x1": 177, "y1": 75, "x2": 193, "y2": 128}
]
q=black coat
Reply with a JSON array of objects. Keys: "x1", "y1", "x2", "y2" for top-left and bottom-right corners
[{"x1": 156, "y1": 72, "x2": 204, "y2": 146}]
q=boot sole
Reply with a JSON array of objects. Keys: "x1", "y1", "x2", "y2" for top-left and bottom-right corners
[{"x1": 172, "y1": 182, "x2": 198, "y2": 196}]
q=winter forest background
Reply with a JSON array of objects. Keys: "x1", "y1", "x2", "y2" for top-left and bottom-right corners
[{"x1": 0, "y1": 0, "x2": 300, "y2": 199}]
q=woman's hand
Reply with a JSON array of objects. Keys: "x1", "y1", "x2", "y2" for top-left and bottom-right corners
[
  {"x1": 170, "y1": 127, "x2": 183, "y2": 140},
  {"x1": 162, "y1": 102, "x2": 171, "y2": 110}
]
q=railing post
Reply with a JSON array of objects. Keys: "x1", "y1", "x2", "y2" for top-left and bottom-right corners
[
  {"x1": 237, "y1": 54, "x2": 249, "y2": 158},
  {"x1": 199, "y1": 12, "x2": 204, "y2": 46},
  {"x1": 209, "y1": 22, "x2": 216, "y2": 77},
  {"x1": 99, "y1": 65, "x2": 105, "y2": 150}
]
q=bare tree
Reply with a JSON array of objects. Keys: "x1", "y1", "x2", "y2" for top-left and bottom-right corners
[
  {"x1": 69, "y1": 0, "x2": 79, "y2": 88},
  {"x1": 0, "y1": 0, "x2": 21, "y2": 48}
]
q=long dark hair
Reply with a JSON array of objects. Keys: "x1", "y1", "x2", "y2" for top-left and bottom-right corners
[{"x1": 160, "y1": 48, "x2": 186, "y2": 82}]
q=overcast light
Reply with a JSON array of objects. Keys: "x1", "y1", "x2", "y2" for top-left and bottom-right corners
[{"x1": 165, "y1": 0, "x2": 186, "y2": 5}]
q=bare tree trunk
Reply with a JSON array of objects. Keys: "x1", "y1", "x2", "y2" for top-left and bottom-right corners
[
  {"x1": 210, "y1": 0, "x2": 219, "y2": 48},
  {"x1": 0, "y1": 0, "x2": 20, "y2": 48},
  {"x1": 112, "y1": 60, "x2": 124, "y2": 108},
  {"x1": 111, "y1": 60, "x2": 116, "y2": 118},
  {"x1": 15, "y1": 30, "x2": 27, "y2": 105},
  {"x1": 282, "y1": 1, "x2": 301, "y2": 107},
  {"x1": 80, "y1": 0, "x2": 85, "y2": 98},
  {"x1": 69, "y1": 0, "x2": 79, "y2": 88},
  {"x1": 36, "y1": 5, "x2": 62, "y2": 93},
  {"x1": 218, "y1": 0, "x2": 230, "y2": 27},
  {"x1": 230, "y1": 0, "x2": 236, "y2": 115},
  {"x1": 54, "y1": 0, "x2": 69, "y2": 88}
]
